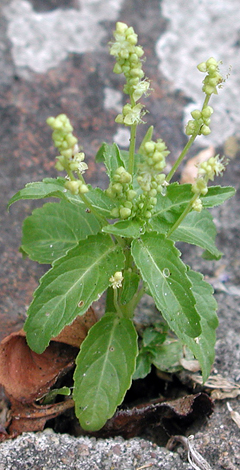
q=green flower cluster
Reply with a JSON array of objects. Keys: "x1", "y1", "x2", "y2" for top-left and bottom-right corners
[
  {"x1": 186, "y1": 105, "x2": 214, "y2": 136},
  {"x1": 110, "y1": 22, "x2": 150, "y2": 126},
  {"x1": 47, "y1": 114, "x2": 88, "y2": 195},
  {"x1": 197, "y1": 57, "x2": 223, "y2": 95},
  {"x1": 106, "y1": 166, "x2": 136, "y2": 219},
  {"x1": 134, "y1": 139, "x2": 169, "y2": 218},
  {"x1": 191, "y1": 155, "x2": 226, "y2": 211},
  {"x1": 46, "y1": 114, "x2": 88, "y2": 176}
]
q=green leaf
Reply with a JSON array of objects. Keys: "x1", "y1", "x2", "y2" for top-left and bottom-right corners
[
  {"x1": 102, "y1": 219, "x2": 145, "y2": 238},
  {"x1": 178, "y1": 268, "x2": 218, "y2": 382},
  {"x1": 24, "y1": 233, "x2": 125, "y2": 353},
  {"x1": 95, "y1": 143, "x2": 124, "y2": 180},
  {"x1": 8, "y1": 178, "x2": 116, "y2": 218},
  {"x1": 151, "y1": 340, "x2": 184, "y2": 373},
  {"x1": 142, "y1": 325, "x2": 167, "y2": 349},
  {"x1": 120, "y1": 271, "x2": 140, "y2": 304},
  {"x1": 131, "y1": 233, "x2": 201, "y2": 338},
  {"x1": 73, "y1": 313, "x2": 138, "y2": 431},
  {"x1": 21, "y1": 200, "x2": 102, "y2": 264},
  {"x1": 8, "y1": 178, "x2": 67, "y2": 207},
  {"x1": 169, "y1": 209, "x2": 222, "y2": 259},
  {"x1": 202, "y1": 185, "x2": 235, "y2": 207},
  {"x1": 151, "y1": 183, "x2": 195, "y2": 233},
  {"x1": 86, "y1": 188, "x2": 117, "y2": 217},
  {"x1": 151, "y1": 183, "x2": 235, "y2": 233},
  {"x1": 132, "y1": 351, "x2": 152, "y2": 380}
]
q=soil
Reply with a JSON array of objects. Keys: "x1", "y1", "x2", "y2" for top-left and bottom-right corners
[{"x1": 0, "y1": 1, "x2": 240, "y2": 469}]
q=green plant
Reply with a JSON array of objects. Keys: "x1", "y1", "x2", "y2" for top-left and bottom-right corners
[{"x1": 8, "y1": 22, "x2": 235, "y2": 432}]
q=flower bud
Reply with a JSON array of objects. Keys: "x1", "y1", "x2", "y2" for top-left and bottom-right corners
[{"x1": 120, "y1": 207, "x2": 132, "y2": 219}]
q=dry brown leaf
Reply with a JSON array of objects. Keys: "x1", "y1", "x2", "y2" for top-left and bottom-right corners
[
  {"x1": 180, "y1": 146, "x2": 215, "y2": 184},
  {"x1": 227, "y1": 402, "x2": 240, "y2": 428},
  {"x1": 86, "y1": 393, "x2": 213, "y2": 439},
  {"x1": 0, "y1": 309, "x2": 97, "y2": 403},
  {"x1": 190, "y1": 374, "x2": 240, "y2": 400},
  {"x1": 180, "y1": 358, "x2": 201, "y2": 373},
  {"x1": 0, "y1": 309, "x2": 97, "y2": 440},
  {"x1": 167, "y1": 435, "x2": 213, "y2": 470}
]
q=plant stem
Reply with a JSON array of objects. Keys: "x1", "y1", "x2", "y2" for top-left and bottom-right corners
[
  {"x1": 166, "y1": 192, "x2": 199, "y2": 238},
  {"x1": 166, "y1": 132, "x2": 198, "y2": 183},
  {"x1": 166, "y1": 95, "x2": 211, "y2": 183},
  {"x1": 113, "y1": 288, "x2": 123, "y2": 316},
  {"x1": 128, "y1": 123, "x2": 137, "y2": 177}
]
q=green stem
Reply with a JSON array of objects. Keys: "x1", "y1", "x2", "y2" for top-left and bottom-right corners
[
  {"x1": 166, "y1": 132, "x2": 198, "y2": 183},
  {"x1": 129, "y1": 285, "x2": 145, "y2": 312},
  {"x1": 166, "y1": 94, "x2": 211, "y2": 183},
  {"x1": 166, "y1": 192, "x2": 200, "y2": 238},
  {"x1": 128, "y1": 123, "x2": 137, "y2": 176},
  {"x1": 113, "y1": 288, "x2": 123, "y2": 317}
]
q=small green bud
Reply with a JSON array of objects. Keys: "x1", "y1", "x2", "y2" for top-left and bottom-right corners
[
  {"x1": 110, "y1": 207, "x2": 120, "y2": 218},
  {"x1": 197, "y1": 61, "x2": 207, "y2": 73},
  {"x1": 64, "y1": 180, "x2": 81, "y2": 195},
  {"x1": 127, "y1": 189, "x2": 137, "y2": 200},
  {"x1": 120, "y1": 207, "x2": 132, "y2": 219},
  {"x1": 191, "y1": 109, "x2": 202, "y2": 120},
  {"x1": 79, "y1": 184, "x2": 89, "y2": 194},
  {"x1": 55, "y1": 161, "x2": 65, "y2": 171},
  {"x1": 115, "y1": 22, "x2": 128, "y2": 35},
  {"x1": 201, "y1": 125, "x2": 211, "y2": 135},
  {"x1": 201, "y1": 106, "x2": 213, "y2": 118},
  {"x1": 113, "y1": 63, "x2": 122, "y2": 74},
  {"x1": 192, "y1": 197, "x2": 203, "y2": 212}
]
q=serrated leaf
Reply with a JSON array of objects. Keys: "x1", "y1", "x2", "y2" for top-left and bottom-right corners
[
  {"x1": 7, "y1": 178, "x2": 67, "y2": 208},
  {"x1": 73, "y1": 313, "x2": 138, "y2": 431},
  {"x1": 169, "y1": 209, "x2": 222, "y2": 259},
  {"x1": 8, "y1": 178, "x2": 116, "y2": 217},
  {"x1": 178, "y1": 268, "x2": 218, "y2": 382},
  {"x1": 151, "y1": 183, "x2": 195, "y2": 233},
  {"x1": 202, "y1": 185, "x2": 235, "y2": 207},
  {"x1": 131, "y1": 233, "x2": 201, "y2": 338},
  {"x1": 86, "y1": 188, "x2": 117, "y2": 217},
  {"x1": 24, "y1": 233, "x2": 125, "y2": 354},
  {"x1": 95, "y1": 143, "x2": 124, "y2": 179},
  {"x1": 21, "y1": 200, "x2": 102, "y2": 264},
  {"x1": 102, "y1": 219, "x2": 145, "y2": 238},
  {"x1": 120, "y1": 271, "x2": 140, "y2": 304},
  {"x1": 151, "y1": 183, "x2": 235, "y2": 233}
]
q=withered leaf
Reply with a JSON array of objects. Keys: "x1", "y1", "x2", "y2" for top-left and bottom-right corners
[
  {"x1": 0, "y1": 309, "x2": 96, "y2": 440},
  {"x1": 87, "y1": 393, "x2": 213, "y2": 439}
]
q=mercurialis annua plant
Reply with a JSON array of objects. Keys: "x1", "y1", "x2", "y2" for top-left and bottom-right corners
[{"x1": 8, "y1": 22, "x2": 235, "y2": 432}]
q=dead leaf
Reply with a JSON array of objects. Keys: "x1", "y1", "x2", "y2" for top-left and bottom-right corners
[
  {"x1": 167, "y1": 435, "x2": 213, "y2": 470},
  {"x1": 8, "y1": 398, "x2": 74, "y2": 438},
  {"x1": 0, "y1": 309, "x2": 96, "y2": 403},
  {"x1": 86, "y1": 393, "x2": 213, "y2": 439},
  {"x1": 227, "y1": 402, "x2": 240, "y2": 428},
  {"x1": 180, "y1": 146, "x2": 215, "y2": 184},
  {"x1": 180, "y1": 358, "x2": 201, "y2": 373},
  {"x1": 0, "y1": 309, "x2": 97, "y2": 440},
  {"x1": 190, "y1": 373, "x2": 240, "y2": 400}
]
